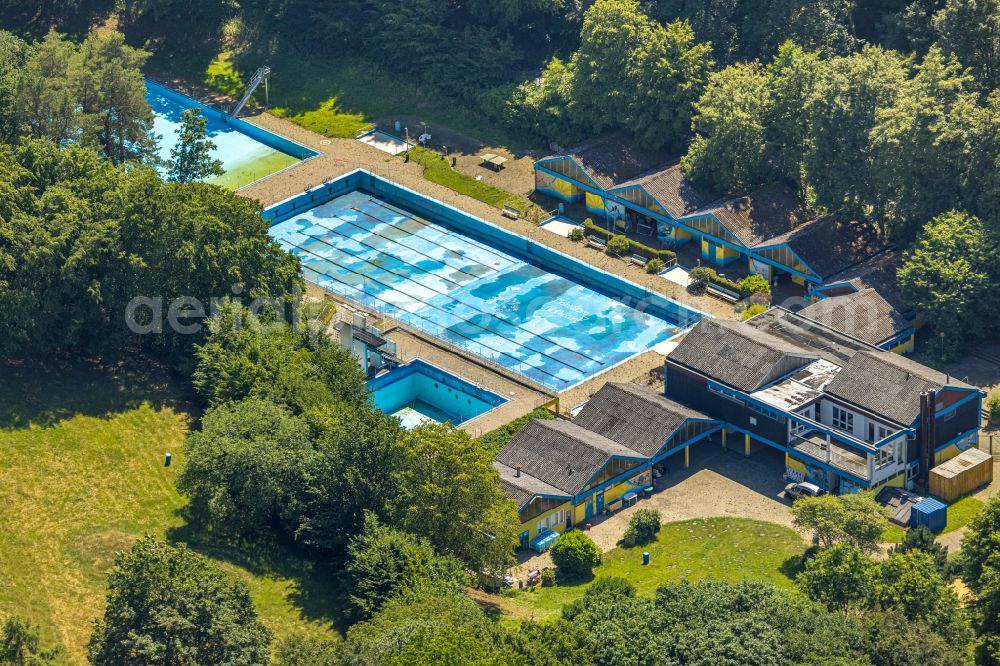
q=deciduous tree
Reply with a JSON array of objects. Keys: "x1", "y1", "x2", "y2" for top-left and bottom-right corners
[
  {"x1": 87, "y1": 537, "x2": 272, "y2": 665},
  {"x1": 933, "y1": 0, "x2": 1000, "y2": 91},
  {"x1": 393, "y1": 424, "x2": 519, "y2": 584},
  {"x1": 898, "y1": 210, "x2": 1000, "y2": 357}
]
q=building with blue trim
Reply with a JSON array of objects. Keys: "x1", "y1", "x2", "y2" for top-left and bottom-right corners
[
  {"x1": 495, "y1": 384, "x2": 719, "y2": 546},
  {"x1": 534, "y1": 137, "x2": 888, "y2": 289},
  {"x1": 797, "y1": 288, "x2": 915, "y2": 354},
  {"x1": 664, "y1": 312, "x2": 983, "y2": 495}
]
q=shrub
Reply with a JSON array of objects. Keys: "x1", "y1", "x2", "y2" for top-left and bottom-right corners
[
  {"x1": 568, "y1": 227, "x2": 584, "y2": 241},
  {"x1": 988, "y1": 394, "x2": 1000, "y2": 424},
  {"x1": 688, "y1": 266, "x2": 711, "y2": 291},
  {"x1": 741, "y1": 304, "x2": 768, "y2": 320},
  {"x1": 540, "y1": 568, "x2": 557, "y2": 587},
  {"x1": 582, "y1": 218, "x2": 676, "y2": 263},
  {"x1": 550, "y1": 530, "x2": 602, "y2": 579},
  {"x1": 740, "y1": 274, "x2": 771, "y2": 297},
  {"x1": 705, "y1": 269, "x2": 743, "y2": 293},
  {"x1": 620, "y1": 508, "x2": 661, "y2": 547},
  {"x1": 646, "y1": 258, "x2": 664, "y2": 273},
  {"x1": 606, "y1": 235, "x2": 630, "y2": 256}
]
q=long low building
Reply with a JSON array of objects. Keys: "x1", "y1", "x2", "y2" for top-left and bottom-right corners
[
  {"x1": 495, "y1": 383, "x2": 720, "y2": 547},
  {"x1": 534, "y1": 137, "x2": 887, "y2": 288}
]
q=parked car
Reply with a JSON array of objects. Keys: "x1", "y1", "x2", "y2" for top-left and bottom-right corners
[{"x1": 784, "y1": 481, "x2": 825, "y2": 500}]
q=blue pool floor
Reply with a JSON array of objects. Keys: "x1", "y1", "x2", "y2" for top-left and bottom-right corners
[
  {"x1": 269, "y1": 191, "x2": 683, "y2": 391},
  {"x1": 389, "y1": 399, "x2": 454, "y2": 429}
]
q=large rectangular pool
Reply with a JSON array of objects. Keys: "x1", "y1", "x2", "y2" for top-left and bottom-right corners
[
  {"x1": 147, "y1": 80, "x2": 317, "y2": 189},
  {"x1": 264, "y1": 170, "x2": 703, "y2": 391}
]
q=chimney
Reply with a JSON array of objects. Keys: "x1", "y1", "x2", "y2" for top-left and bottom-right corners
[
  {"x1": 515, "y1": 464, "x2": 522, "y2": 478},
  {"x1": 916, "y1": 391, "x2": 937, "y2": 487}
]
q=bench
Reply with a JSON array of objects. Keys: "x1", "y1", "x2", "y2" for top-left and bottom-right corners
[
  {"x1": 586, "y1": 235, "x2": 607, "y2": 250},
  {"x1": 628, "y1": 254, "x2": 649, "y2": 268},
  {"x1": 501, "y1": 204, "x2": 521, "y2": 220},
  {"x1": 706, "y1": 284, "x2": 740, "y2": 303}
]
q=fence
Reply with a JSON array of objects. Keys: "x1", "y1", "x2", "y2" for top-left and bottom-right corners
[{"x1": 977, "y1": 433, "x2": 1000, "y2": 458}]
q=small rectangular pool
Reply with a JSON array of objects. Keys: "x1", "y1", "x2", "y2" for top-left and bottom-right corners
[
  {"x1": 369, "y1": 359, "x2": 508, "y2": 428},
  {"x1": 147, "y1": 79, "x2": 317, "y2": 189},
  {"x1": 263, "y1": 170, "x2": 704, "y2": 391}
]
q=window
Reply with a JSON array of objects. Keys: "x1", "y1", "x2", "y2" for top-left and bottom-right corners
[
  {"x1": 708, "y1": 381, "x2": 745, "y2": 405},
  {"x1": 943, "y1": 409, "x2": 956, "y2": 421},
  {"x1": 907, "y1": 464, "x2": 919, "y2": 480},
  {"x1": 867, "y1": 422, "x2": 892, "y2": 443},
  {"x1": 875, "y1": 447, "x2": 895, "y2": 470},
  {"x1": 537, "y1": 510, "x2": 565, "y2": 534},
  {"x1": 832, "y1": 406, "x2": 854, "y2": 432},
  {"x1": 748, "y1": 401, "x2": 786, "y2": 422}
]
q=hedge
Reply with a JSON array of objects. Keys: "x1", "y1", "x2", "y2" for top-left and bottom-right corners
[
  {"x1": 702, "y1": 267, "x2": 742, "y2": 293},
  {"x1": 583, "y1": 218, "x2": 676, "y2": 263}
]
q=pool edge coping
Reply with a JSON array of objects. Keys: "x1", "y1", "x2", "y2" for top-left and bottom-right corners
[
  {"x1": 371, "y1": 356, "x2": 512, "y2": 428},
  {"x1": 265, "y1": 168, "x2": 714, "y2": 393},
  {"x1": 145, "y1": 77, "x2": 323, "y2": 192}
]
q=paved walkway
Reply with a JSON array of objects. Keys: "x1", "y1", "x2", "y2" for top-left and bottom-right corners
[{"x1": 237, "y1": 113, "x2": 735, "y2": 321}]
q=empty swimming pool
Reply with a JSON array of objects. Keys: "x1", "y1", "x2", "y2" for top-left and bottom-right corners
[
  {"x1": 264, "y1": 171, "x2": 703, "y2": 391},
  {"x1": 147, "y1": 80, "x2": 317, "y2": 189},
  {"x1": 369, "y1": 359, "x2": 507, "y2": 428}
]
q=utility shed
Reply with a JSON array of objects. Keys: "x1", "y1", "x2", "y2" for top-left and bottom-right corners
[
  {"x1": 930, "y1": 448, "x2": 994, "y2": 502},
  {"x1": 911, "y1": 497, "x2": 947, "y2": 532}
]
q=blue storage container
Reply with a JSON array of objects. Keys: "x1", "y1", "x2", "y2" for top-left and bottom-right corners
[
  {"x1": 531, "y1": 530, "x2": 560, "y2": 553},
  {"x1": 911, "y1": 497, "x2": 947, "y2": 532}
]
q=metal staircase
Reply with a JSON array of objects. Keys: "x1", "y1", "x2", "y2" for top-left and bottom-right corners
[{"x1": 228, "y1": 66, "x2": 270, "y2": 118}]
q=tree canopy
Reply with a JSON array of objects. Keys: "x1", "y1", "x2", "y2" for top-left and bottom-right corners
[
  {"x1": 167, "y1": 107, "x2": 223, "y2": 183},
  {"x1": 87, "y1": 537, "x2": 273, "y2": 666}
]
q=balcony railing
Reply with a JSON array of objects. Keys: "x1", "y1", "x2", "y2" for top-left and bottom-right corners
[{"x1": 790, "y1": 430, "x2": 869, "y2": 479}]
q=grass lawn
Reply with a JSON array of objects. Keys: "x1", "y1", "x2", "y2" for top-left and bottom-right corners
[
  {"x1": 503, "y1": 517, "x2": 806, "y2": 620},
  {"x1": 407, "y1": 147, "x2": 541, "y2": 216},
  {"x1": 879, "y1": 496, "x2": 984, "y2": 545},
  {"x1": 149, "y1": 37, "x2": 533, "y2": 149},
  {"x1": 0, "y1": 358, "x2": 343, "y2": 664},
  {"x1": 881, "y1": 525, "x2": 907, "y2": 544},
  {"x1": 942, "y1": 496, "x2": 984, "y2": 534}
]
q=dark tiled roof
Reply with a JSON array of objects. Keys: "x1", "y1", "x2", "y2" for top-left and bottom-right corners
[
  {"x1": 798, "y1": 288, "x2": 911, "y2": 347},
  {"x1": 745, "y1": 307, "x2": 877, "y2": 366},
  {"x1": 494, "y1": 462, "x2": 571, "y2": 508},
  {"x1": 573, "y1": 383, "x2": 713, "y2": 457},
  {"x1": 825, "y1": 350, "x2": 975, "y2": 425},
  {"x1": 761, "y1": 216, "x2": 887, "y2": 279},
  {"x1": 668, "y1": 319, "x2": 817, "y2": 392},
  {"x1": 610, "y1": 162, "x2": 717, "y2": 218},
  {"x1": 822, "y1": 249, "x2": 904, "y2": 310},
  {"x1": 495, "y1": 419, "x2": 645, "y2": 497},
  {"x1": 691, "y1": 183, "x2": 813, "y2": 248},
  {"x1": 556, "y1": 134, "x2": 672, "y2": 189}
]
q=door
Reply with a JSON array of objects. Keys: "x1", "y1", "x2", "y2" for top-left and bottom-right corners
[
  {"x1": 596, "y1": 491, "x2": 605, "y2": 514},
  {"x1": 519, "y1": 531, "x2": 529, "y2": 550},
  {"x1": 585, "y1": 499, "x2": 594, "y2": 519}
]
